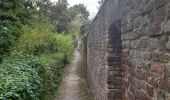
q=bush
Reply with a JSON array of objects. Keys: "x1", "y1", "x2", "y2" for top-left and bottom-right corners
[
  {"x1": 15, "y1": 20, "x2": 74, "y2": 60},
  {"x1": 0, "y1": 0, "x2": 34, "y2": 60},
  {"x1": 0, "y1": 20, "x2": 74, "y2": 100},
  {"x1": 40, "y1": 53, "x2": 66, "y2": 97},
  {"x1": 0, "y1": 52, "x2": 42, "y2": 100}
]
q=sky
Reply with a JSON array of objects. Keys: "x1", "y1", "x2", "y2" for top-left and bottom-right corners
[{"x1": 50, "y1": 0, "x2": 99, "y2": 19}]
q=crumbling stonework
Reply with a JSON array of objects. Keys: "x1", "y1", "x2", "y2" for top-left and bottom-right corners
[{"x1": 84, "y1": 0, "x2": 170, "y2": 100}]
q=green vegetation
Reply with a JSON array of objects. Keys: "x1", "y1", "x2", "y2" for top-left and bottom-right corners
[
  {"x1": 0, "y1": 20, "x2": 74, "y2": 99},
  {"x1": 0, "y1": 0, "x2": 90, "y2": 100}
]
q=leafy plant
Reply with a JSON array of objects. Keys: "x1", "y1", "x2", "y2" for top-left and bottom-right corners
[{"x1": 0, "y1": 52, "x2": 42, "y2": 100}]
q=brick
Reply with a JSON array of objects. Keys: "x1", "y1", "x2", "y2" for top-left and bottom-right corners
[
  {"x1": 153, "y1": 0, "x2": 165, "y2": 9},
  {"x1": 108, "y1": 33, "x2": 121, "y2": 39},
  {"x1": 164, "y1": 21, "x2": 170, "y2": 34},
  {"x1": 121, "y1": 49, "x2": 129, "y2": 57},
  {"x1": 122, "y1": 40, "x2": 131, "y2": 49},
  {"x1": 130, "y1": 40, "x2": 138, "y2": 49},
  {"x1": 107, "y1": 42, "x2": 121, "y2": 48},
  {"x1": 165, "y1": 65, "x2": 170, "y2": 78},
  {"x1": 108, "y1": 62, "x2": 122, "y2": 71},
  {"x1": 108, "y1": 62, "x2": 121, "y2": 66},
  {"x1": 140, "y1": 1, "x2": 154, "y2": 15},
  {"x1": 121, "y1": 57, "x2": 130, "y2": 65},
  {"x1": 143, "y1": 63, "x2": 151, "y2": 71},
  {"x1": 155, "y1": 6, "x2": 165, "y2": 23},
  {"x1": 139, "y1": 39, "x2": 150, "y2": 49},
  {"x1": 134, "y1": 16, "x2": 143, "y2": 28},
  {"x1": 158, "y1": 90, "x2": 167, "y2": 100},
  {"x1": 134, "y1": 69, "x2": 146, "y2": 80},
  {"x1": 159, "y1": 80, "x2": 170, "y2": 92},
  {"x1": 136, "y1": 90, "x2": 152, "y2": 100},
  {"x1": 152, "y1": 52, "x2": 170, "y2": 63},
  {"x1": 108, "y1": 84, "x2": 122, "y2": 90},
  {"x1": 128, "y1": 92, "x2": 135, "y2": 100},
  {"x1": 108, "y1": 79, "x2": 122, "y2": 85},
  {"x1": 167, "y1": 38, "x2": 170, "y2": 49},
  {"x1": 143, "y1": 83, "x2": 154, "y2": 97},
  {"x1": 121, "y1": 64, "x2": 129, "y2": 72},
  {"x1": 151, "y1": 63, "x2": 164, "y2": 75},
  {"x1": 108, "y1": 57, "x2": 121, "y2": 62},
  {"x1": 108, "y1": 48, "x2": 121, "y2": 53},
  {"x1": 147, "y1": 73, "x2": 159, "y2": 88},
  {"x1": 122, "y1": 79, "x2": 129, "y2": 88}
]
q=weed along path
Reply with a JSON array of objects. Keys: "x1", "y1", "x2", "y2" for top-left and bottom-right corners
[{"x1": 54, "y1": 50, "x2": 82, "y2": 100}]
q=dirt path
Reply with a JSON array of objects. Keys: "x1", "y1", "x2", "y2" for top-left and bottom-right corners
[{"x1": 54, "y1": 50, "x2": 82, "y2": 100}]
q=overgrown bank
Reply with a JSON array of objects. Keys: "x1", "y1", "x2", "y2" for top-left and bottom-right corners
[
  {"x1": 0, "y1": 0, "x2": 90, "y2": 99},
  {"x1": 0, "y1": 19, "x2": 74, "y2": 100}
]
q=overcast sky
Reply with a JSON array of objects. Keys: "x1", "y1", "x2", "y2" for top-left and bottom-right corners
[{"x1": 50, "y1": 0, "x2": 99, "y2": 19}]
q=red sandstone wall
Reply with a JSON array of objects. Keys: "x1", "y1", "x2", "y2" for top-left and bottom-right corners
[{"x1": 85, "y1": 0, "x2": 170, "y2": 100}]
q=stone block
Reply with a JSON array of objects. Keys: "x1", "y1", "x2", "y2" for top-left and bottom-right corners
[
  {"x1": 136, "y1": 90, "x2": 152, "y2": 100},
  {"x1": 151, "y1": 63, "x2": 164, "y2": 75},
  {"x1": 140, "y1": 1, "x2": 154, "y2": 15},
  {"x1": 130, "y1": 40, "x2": 138, "y2": 49},
  {"x1": 108, "y1": 57, "x2": 121, "y2": 62},
  {"x1": 165, "y1": 64, "x2": 170, "y2": 78},
  {"x1": 108, "y1": 48, "x2": 121, "y2": 53},
  {"x1": 134, "y1": 16, "x2": 143, "y2": 28},
  {"x1": 152, "y1": 52, "x2": 170, "y2": 63},
  {"x1": 108, "y1": 79, "x2": 122, "y2": 85},
  {"x1": 121, "y1": 57, "x2": 130, "y2": 65},
  {"x1": 164, "y1": 21, "x2": 170, "y2": 34},
  {"x1": 146, "y1": 73, "x2": 159, "y2": 88},
  {"x1": 121, "y1": 21, "x2": 133, "y2": 33},
  {"x1": 128, "y1": 92, "x2": 135, "y2": 100},
  {"x1": 145, "y1": 84, "x2": 154, "y2": 97},
  {"x1": 122, "y1": 40, "x2": 131, "y2": 49},
  {"x1": 159, "y1": 79, "x2": 170, "y2": 92},
  {"x1": 121, "y1": 49, "x2": 129, "y2": 57},
  {"x1": 108, "y1": 33, "x2": 121, "y2": 39},
  {"x1": 134, "y1": 69, "x2": 146, "y2": 80},
  {"x1": 153, "y1": 0, "x2": 165, "y2": 9}
]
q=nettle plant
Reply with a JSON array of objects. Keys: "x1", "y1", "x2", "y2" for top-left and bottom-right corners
[{"x1": 0, "y1": 51, "x2": 43, "y2": 100}]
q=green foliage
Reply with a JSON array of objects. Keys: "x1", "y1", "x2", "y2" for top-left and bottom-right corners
[
  {"x1": 39, "y1": 53, "x2": 66, "y2": 97},
  {"x1": 0, "y1": 0, "x2": 37, "y2": 60},
  {"x1": 0, "y1": 52, "x2": 42, "y2": 100},
  {"x1": 37, "y1": 0, "x2": 71, "y2": 33},
  {"x1": 0, "y1": 0, "x2": 86, "y2": 100},
  {"x1": 68, "y1": 4, "x2": 89, "y2": 23},
  {"x1": 14, "y1": 19, "x2": 74, "y2": 59},
  {"x1": 0, "y1": 19, "x2": 74, "y2": 100},
  {"x1": 0, "y1": 0, "x2": 23, "y2": 59}
]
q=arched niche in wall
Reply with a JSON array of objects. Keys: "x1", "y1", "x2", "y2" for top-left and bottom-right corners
[{"x1": 107, "y1": 20, "x2": 123, "y2": 100}]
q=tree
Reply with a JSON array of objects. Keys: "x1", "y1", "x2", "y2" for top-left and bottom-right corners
[
  {"x1": 0, "y1": 0, "x2": 37, "y2": 60},
  {"x1": 50, "y1": 0, "x2": 70, "y2": 32},
  {"x1": 0, "y1": 0, "x2": 25, "y2": 60},
  {"x1": 68, "y1": 4, "x2": 89, "y2": 24}
]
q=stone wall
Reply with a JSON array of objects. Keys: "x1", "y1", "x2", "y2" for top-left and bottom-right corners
[
  {"x1": 85, "y1": 0, "x2": 170, "y2": 100},
  {"x1": 122, "y1": 0, "x2": 170, "y2": 99}
]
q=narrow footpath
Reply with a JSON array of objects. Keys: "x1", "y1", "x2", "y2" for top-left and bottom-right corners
[{"x1": 54, "y1": 50, "x2": 82, "y2": 100}]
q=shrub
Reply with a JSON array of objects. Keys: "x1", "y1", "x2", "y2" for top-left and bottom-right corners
[
  {"x1": 0, "y1": 0, "x2": 35, "y2": 60},
  {"x1": 0, "y1": 51, "x2": 42, "y2": 100},
  {"x1": 15, "y1": 20, "x2": 74, "y2": 59},
  {"x1": 0, "y1": 20, "x2": 74, "y2": 100},
  {"x1": 39, "y1": 53, "x2": 66, "y2": 97}
]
